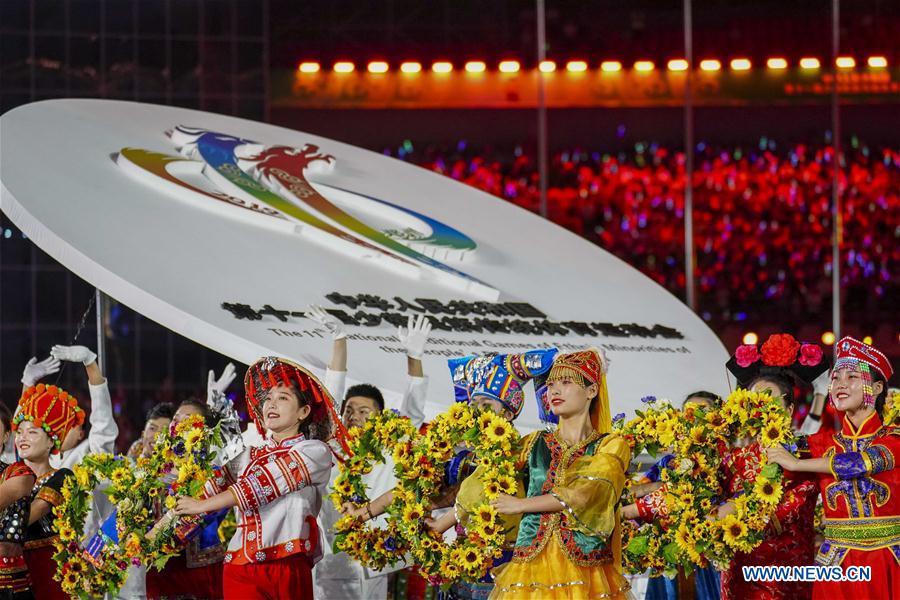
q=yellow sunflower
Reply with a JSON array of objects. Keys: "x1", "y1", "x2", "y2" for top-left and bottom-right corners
[
  {"x1": 473, "y1": 504, "x2": 496, "y2": 525},
  {"x1": 476, "y1": 411, "x2": 495, "y2": 432},
  {"x1": 721, "y1": 515, "x2": 748, "y2": 547},
  {"x1": 760, "y1": 421, "x2": 787, "y2": 447},
  {"x1": 754, "y1": 476, "x2": 783, "y2": 505},
  {"x1": 110, "y1": 467, "x2": 131, "y2": 487},
  {"x1": 484, "y1": 417, "x2": 513, "y2": 444},
  {"x1": 496, "y1": 475, "x2": 517, "y2": 495},
  {"x1": 402, "y1": 503, "x2": 425, "y2": 522}
]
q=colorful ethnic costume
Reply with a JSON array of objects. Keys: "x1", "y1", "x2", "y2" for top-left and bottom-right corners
[
  {"x1": 633, "y1": 455, "x2": 722, "y2": 600},
  {"x1": 0, "y1": 461, "x2": 35, "y2": 600},
  {"x1": 13, "y1": 384, "x2": 83, "y2": 600},
  {"x1": 441, "y1": 348, "x2": 557, "y2": 600},
  {"x1": 807, "y1": 337, "x2": 899, "y2": 600},
  {"x1": 718, "y1": 333, "x2": 828, "y2": 600},
  {"x1": 490, "y1": 349, "x2": 633, "y2": 599},
  {"x1": 205, "y1": 357, "x2": 348, "y2": 600}
]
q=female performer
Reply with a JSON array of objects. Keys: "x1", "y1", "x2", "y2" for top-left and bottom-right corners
[
  {"x1": 13, "y1": 384, "x2": 83, "y2": 600},
  {"x1": 174, "y1": 357, "x2": 349, "y2": 599},
  {"x1": 767, "y1": 337, "x2": 898, "y2": 599},
  {"x1": 488, "y1": 348, "x2": 632, "y2": 599}
]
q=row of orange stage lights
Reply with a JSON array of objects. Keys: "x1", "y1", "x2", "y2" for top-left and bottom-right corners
[{"x1": 298, "y1": 56, "x2": 890, "y2": 74}]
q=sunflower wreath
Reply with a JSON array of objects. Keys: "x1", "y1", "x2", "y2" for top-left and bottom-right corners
[
  {"x1": 332, "y1": 403, "x2": 520, "y2": 587},
  {"x1": 53, "y1": 415, "x2": 222, "y2": 599},
  {"x1": 330, "y1": 409, "x2": 417, "y2": 570},
  {"x1": 614, "y1": 390, "x2": 794, "y2": 576}
]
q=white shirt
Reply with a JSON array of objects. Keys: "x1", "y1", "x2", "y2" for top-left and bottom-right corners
[
  {"x1": 314, "y1": 374, "x2": 429, "y2": 597},
  {"x1": 52, "y1": 379, "x2": 119, "y2": 469},
  {"x1": 210, "y1": 434, "x2": 333, "y2": 566}
]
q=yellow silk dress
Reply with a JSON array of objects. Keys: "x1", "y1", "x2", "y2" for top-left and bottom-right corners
[{"x1": 489, "y1": 430, "x2": 633, "y2": 599}]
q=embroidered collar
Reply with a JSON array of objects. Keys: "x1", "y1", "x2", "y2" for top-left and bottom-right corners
[
  {"x1": 265, "y1": 432, "x2": 306, "y2": 449},
  {"x1": 841, "y1": 411, "x2": 881, "y2": 439},
  {"x1": 551, "y1": 428, "x2": 602, "y2": 453}
]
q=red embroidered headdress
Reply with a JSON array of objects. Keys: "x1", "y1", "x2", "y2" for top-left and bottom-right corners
[
  {"x1": 14, "y1": 384, "x2": 85, "y2": 454},
  {"x1": 244, "y1": 356, "x2": 350, "y2": 458}
]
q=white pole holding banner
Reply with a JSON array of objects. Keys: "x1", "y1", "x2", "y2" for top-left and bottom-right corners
[
  {"x1": 831, "y1": 0, "x2": 842, "y2": 343},
  {"x1": 536, "y1": 0, "x2": 549, "y2": 219},
  {"x1": 683, "y1": 0, "x2": 696, "y2": 312}
]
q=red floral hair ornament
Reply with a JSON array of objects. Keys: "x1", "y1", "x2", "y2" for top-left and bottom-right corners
[{"x1": 726, "y1": 333, "x2": 829, "y2": 389}]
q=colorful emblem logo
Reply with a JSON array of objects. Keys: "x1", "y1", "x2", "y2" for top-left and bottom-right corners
[{"x1": 115, "y1": 126, "x2": 495, "y2": 299}]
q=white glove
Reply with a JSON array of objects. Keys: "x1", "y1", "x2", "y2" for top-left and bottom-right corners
[
  {"x1": 812, "y1": 371, "x2": 830, "y2": 397},
  {"x1": 21, "y1": 356, "x2": 61, "y2": 386},
  {"x1": 51, "y1": 344, "x2": 97, "y2": 366},
  {"x1": 208, "y1": 363, "x2": 237, "y2": 403},
  {"x1": 306, "y1": 305, "x2": 347, "y2": 340},
  {"x1": 398, "y1": 314, "x2": 432, "y2": 360}
]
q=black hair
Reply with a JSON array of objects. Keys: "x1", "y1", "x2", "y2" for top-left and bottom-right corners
[
  {"x1": 145, "y1": 402, "x2": 176, "y2": 423},
  {"x1": 873, "y1": 371, "x2": 888, "y2": 419},
  {"x1": 0, "y1": 403, "x2": 11, "y2": 435},
  {"x1": 748, "y1": 370, "x2": 796, "y2": 407},
  {"x1": 282, "y1": 380, "x2": 316, "y2": 439},
  {"x1": 683, "y1": 391, "x2": 721, "y2": 409},
  {"x1": 342, "y1": 384, "x2": 385, "y2": 413},
  {"x1": 177, "y1": 397, "x2": 213, "y2": 427}
]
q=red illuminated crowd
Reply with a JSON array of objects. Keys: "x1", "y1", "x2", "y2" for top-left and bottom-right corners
[{"x1": 390, "y1": 139, "x2": 898, "y2": 330}]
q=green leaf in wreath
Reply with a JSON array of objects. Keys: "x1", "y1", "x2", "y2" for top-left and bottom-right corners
[
  {"x1": 760, "y1": 462, "x2": 782, "y2": 480},
  {"x1": 662, "y1": 541, "x2": 681, "y2": 564},
  {"x1": 626, "y1": 535, "x2": 649, "y2": 556}
]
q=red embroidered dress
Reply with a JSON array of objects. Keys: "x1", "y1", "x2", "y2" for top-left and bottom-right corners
[
  {"x1": 719, "y1": 441, "x2": 819, "y2": 600},
  {"x1": 807, "y1": 412, "x2": 900, "y2": 599}
]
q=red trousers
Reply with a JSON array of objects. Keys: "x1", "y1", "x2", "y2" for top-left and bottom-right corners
[
  {"x1": 223, "y1": 554, "x2": 312, "y2": 600},
  {"x1": 146, "y1": 553, "x2": 224, "y2": 600},
  {"x1": 23, "y1": 544, "x2": 66, "y2": 600}
]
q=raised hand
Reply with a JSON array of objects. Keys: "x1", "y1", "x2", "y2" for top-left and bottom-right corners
[
  {"x1": 306, "y1": 305, "x2": 347, "y2": 340},
  {"x1": 21, "y1": 356, "x2": 61, "y2": 386},
  {"x1": 397, "y1": 314, "x2": 432, "y2": 360},
  {"x1": 50, "y1": 344, "x2": 97, "y2": 366},
  {"x1": 207, "y1": 363, "x2": 237, "y2": 402}
]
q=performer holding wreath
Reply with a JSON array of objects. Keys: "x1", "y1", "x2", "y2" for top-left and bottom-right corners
[
  {"x1": 767, "y1": 337, "x2": 898, "y2": 600},
  {"x1": 173, "y1": 357, "x2": 349, "y2": 599},
  {"x1": 716, "y1": 333, "x2": 828, "y2": 600},
  {"x1": 13, "y1": 384, "x2": 83, "y2": 600},
  {"x1": 488, "y1": 348, "x2": 632, "y2": 599}
]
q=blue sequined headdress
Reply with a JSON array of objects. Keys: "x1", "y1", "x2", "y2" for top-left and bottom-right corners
[{"x1": 447, "y1": 348, "x2": 558, "y2": 419}]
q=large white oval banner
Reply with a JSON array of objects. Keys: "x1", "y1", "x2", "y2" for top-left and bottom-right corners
[{"x1": 0, "y1": 99, "x2": 731, "y2": 431}]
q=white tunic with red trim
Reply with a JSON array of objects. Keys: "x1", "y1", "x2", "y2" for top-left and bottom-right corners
[{"x1": 206, "y1": 433, "x2": 333, "y2": 567}]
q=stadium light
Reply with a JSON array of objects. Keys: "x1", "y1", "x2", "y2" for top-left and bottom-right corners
[
  {"x1": 667, "y1": 59, "x2": 689, "y2": 72},
  {"x1": 799, "y1": 57, "x2": 821, "y2": 69},
  {"x1": 367, "y1": 61, "x2": 389, "y2": 74},
  {"x1": 867, "y1": 56, "x2": 887, "y2": 68},
  {"x1": 566, "y1": 60, "x2": 588, "y2": 72},
  {"x1": 432, "y1": 61, "x2": 453, "y2": 73},
  {"x1": 836, "y1": 56, "x2": 856, "y2": 69},
  {"x1": 400, "y1": 61, "x2": 422, "y2": 73},
  {"x1": 333, "y1": 61, "x2": 355, "y2": 73},
  {"x1": 700, "y1": 59, "x2": 721, "y2": 72},
  {"x1": 600, "y1": 61, "x2": 622, "y2": 72},
  {"x1": 766, "y1": 57, "x2": 788, "y2": 70},
  {"x1": 465, "y1": 61, "x2": 486, "y2": 73},
  {"x1": 730, "y1": 58, "x2": 751, "y2": 71},
  {"x1": 539, "y1": 60, "x2": 557, "y2": 73},
  {"x1": 298, "y1": 62, "x2": 320, "y2": 73},
  {"x1": 634, "y1": 60, "x2": 655, "y2": 72},
  {"x1": 499, "y1": 60, "x2": 520, "y2": 73}
]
